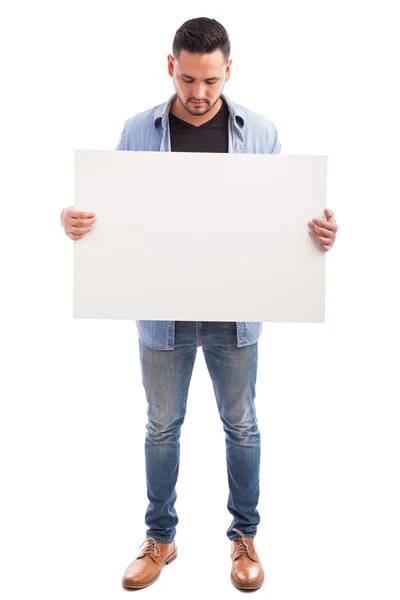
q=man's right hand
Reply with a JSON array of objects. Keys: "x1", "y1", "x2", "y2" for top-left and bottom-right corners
[{"x1": 60, "y1": 207, "x2": 97, "y2": 241}]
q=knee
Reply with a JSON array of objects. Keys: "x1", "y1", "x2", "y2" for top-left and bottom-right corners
[
  {"x1": 146, "y1": 411, "x2": 185, "y2": 443},
  {"x1": 227, "y1": 423, "x2": 260, "y2": 444},
  {"x1": 221, "y1": 410, "x2": 260, "y2": 444}
]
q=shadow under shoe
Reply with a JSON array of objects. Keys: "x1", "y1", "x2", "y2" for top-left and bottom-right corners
[
  {"x1": 122, "y1": 536, "x2": 177, "y2": 589},
  {"x1": 230, "y1": 528, "x2": 265, "y2": 590}
]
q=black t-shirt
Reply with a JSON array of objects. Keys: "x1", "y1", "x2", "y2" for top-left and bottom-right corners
[{"x1": 169, "y1": 98, "x2": 229, "y2": 153}]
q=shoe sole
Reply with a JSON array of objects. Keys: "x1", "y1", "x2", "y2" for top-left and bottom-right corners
[
  {"x1": 231, "y1": 573, "x2": 265, "y2": 590},
  {"x1": 121, "y1": 548, "x2": 178, "y2": 589}
]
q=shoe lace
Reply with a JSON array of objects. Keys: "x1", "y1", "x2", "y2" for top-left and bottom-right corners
[
  {"x1": 232, "y1": 528, "x2": 251, "y2": 556},
  {"x1": 139, "y1": 536, "x2": 162, "y2": 557}
]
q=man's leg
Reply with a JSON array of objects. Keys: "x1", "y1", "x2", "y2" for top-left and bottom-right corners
[
  {"x1": 139, "y1": 321, "x2": 198, "y2": 543},
  {"x1": 201, "y1": 321, "x2": 264, "y2": 589},
  {"x1": 122, "y1": 322, "x2": 198, "y2": 589},
  {"x1": 201, "y1": 321, "x2": 261, "y2": 540}
]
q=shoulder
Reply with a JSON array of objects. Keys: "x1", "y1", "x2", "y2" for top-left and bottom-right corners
[
  {"x1": 116, "y1": 99, "x2": 166, "y2": 150},
  {"x1": 237, "y1": 101, "x2": 278, "y2": 136},
  {"x1": 230, "y1": 98, "x2": 280, "y2": 153},
  {"x1": 124, "y1": 101, "x2": 162, "y2": 130}
]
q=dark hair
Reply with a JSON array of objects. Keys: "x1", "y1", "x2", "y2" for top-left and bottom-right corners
[{"x1": 172, "y1": 17, "x2": 230, "y2": 63}]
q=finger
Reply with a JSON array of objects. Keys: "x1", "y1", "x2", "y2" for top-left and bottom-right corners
[
  {"x1": 311, "y1": 219, "x2": 338, "y2": 233},
  {"x1": 67, "y1": 225, "x2": 94, "y2": 232},
  {"x1": 67, "y1": 216, "x2": 96, "y2": 226},
  {"x1": 66, "y1": 225, "x2": 94, "y2": 234},
  {"x1": 308, "y1": 219, "x2": 336, "y2": 230},
  {"x1": 324, "y1": 208, "x2": 334, "y2": 219},
  {"x1": 322, "y1": 244, "x2": 332, "y2": 251},
  {"x1": 72, "y1": 217, "x2": 97, "y2": 227},
  {"x1": 312, "y1": 218, "x2": 337, "y2": 229},
  {"x1": 316, "y1": 235, "x2": 333, "y2": 244},
  {"x1": 70, "y1": 211, "x2": 95, "y2": 219},
  {"x1": 66, "y1": 231, "x2": 84, "y2": 240},
  {"x1": 310, "y1": 224, "x2": 336, "y2": 239},
  {"x1": 309, "y1": 230, "x2": 333, "y2": 244},
  {"x1": 64, "y1": 209, "x2": 95, "y2": 219}
]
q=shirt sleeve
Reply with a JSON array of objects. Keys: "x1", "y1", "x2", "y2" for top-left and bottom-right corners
[{"x1": 270, "y1": 125, "x2": 282, "y2": 154}]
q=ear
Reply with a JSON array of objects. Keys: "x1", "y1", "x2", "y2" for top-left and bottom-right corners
[
  {"x1": 167, "y1": 54, "x2": 174, "y2": 77},
  {"x1": 225, "y1": 59, "x2": 232, "y2": 81}
]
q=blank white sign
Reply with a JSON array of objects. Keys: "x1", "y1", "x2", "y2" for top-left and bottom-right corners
[{"x1": 73, "y1": 150, "x2": 326, "y2": 322}]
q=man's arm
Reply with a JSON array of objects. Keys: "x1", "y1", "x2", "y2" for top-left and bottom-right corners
[{"x1": 270, "y1": 125, "x2": 281, "y2": 154}]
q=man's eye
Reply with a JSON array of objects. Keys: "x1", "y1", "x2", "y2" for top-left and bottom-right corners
[{"x1": 183, "y1": 79, "x2": 216, "y2": 85}]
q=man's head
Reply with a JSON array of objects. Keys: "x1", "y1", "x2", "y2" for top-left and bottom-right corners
[{"x1": 168, "y1": 17, "x2": 232, "y2": 117}]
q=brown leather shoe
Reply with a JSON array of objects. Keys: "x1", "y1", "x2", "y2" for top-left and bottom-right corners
[
  {"x1": 230, "y1": 528, "x2": 265, "y2": 590},
  {"x1": 122, "y1": 536, "x2": 177, "y2": 589}
]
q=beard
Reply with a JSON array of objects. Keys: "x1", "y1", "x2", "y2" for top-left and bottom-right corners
[{"x1": 176, "y1": 92, "x2": 222, "y2": 117}]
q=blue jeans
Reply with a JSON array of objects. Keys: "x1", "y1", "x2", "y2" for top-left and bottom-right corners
[{"x1": 139, "y1": 321, "x2": 261, "y2": 543}]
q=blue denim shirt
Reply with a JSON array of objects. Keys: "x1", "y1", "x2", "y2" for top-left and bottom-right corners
[{"x1": 115, "y1": 92, "x2": 281, "y2": 350}]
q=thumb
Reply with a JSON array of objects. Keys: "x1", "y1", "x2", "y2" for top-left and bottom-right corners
[{"x1": 324, "y1": 208, "x2": 334, "y2": 220}]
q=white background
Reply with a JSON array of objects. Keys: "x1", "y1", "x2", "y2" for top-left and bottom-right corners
[{"x1": 1, "y1": 1, "x2": 399, "y2": 599}]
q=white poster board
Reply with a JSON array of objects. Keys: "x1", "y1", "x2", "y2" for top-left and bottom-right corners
[{"x1": 73, "y1": 151, "x2": 326, "y2": 322}]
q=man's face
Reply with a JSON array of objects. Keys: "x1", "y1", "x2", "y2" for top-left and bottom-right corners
[{"x1": 167, "y1": 49, "x2": 231, "y2": 116}]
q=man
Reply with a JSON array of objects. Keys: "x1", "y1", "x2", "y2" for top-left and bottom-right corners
[{"x1": 61, "y1": 17, "x2": 338, "y2": 591}]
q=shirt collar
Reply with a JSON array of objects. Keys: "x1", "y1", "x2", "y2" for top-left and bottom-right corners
[{"x1": 153, "y1": 92, "x2": 245, "y2": 129}]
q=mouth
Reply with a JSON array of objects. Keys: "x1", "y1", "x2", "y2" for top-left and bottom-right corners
[{"x1": 190, "y1": 101, "x2": 205, "y2": 106}]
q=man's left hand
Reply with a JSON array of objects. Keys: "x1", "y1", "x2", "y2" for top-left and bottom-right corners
[{"x1": 308, "y1": 208, "x2": 338, "y2": 252}]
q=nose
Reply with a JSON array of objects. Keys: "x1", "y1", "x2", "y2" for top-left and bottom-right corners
[{"x1": 192, "y1": 84, "x2": 206, "y2": 100}]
